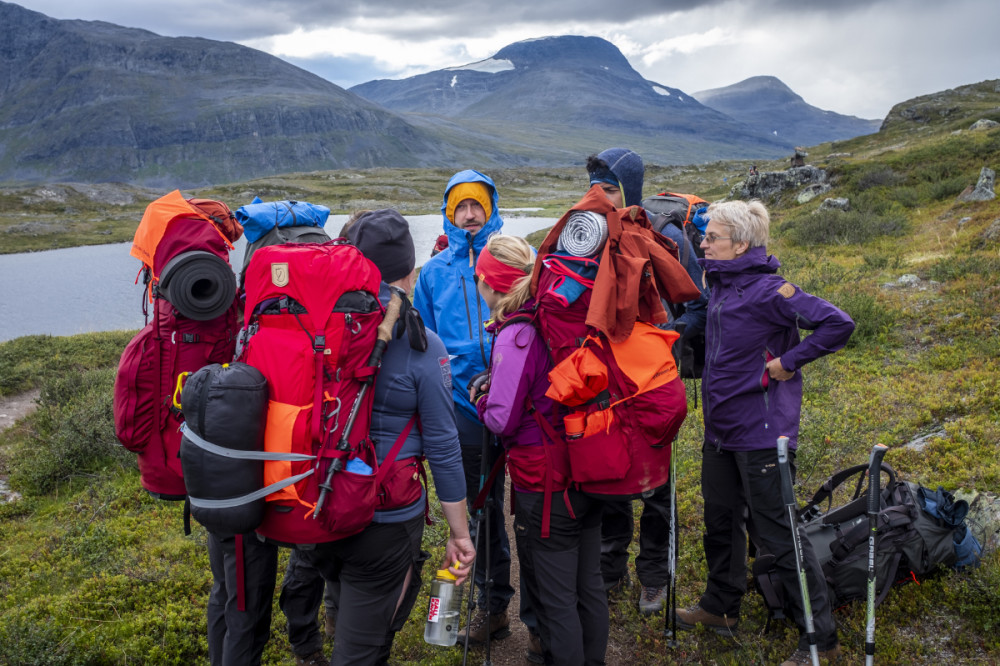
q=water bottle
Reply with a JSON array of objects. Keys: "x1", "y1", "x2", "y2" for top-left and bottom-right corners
[{"x1": 423, "y1": 568, "x2": 463, "y2": 646}]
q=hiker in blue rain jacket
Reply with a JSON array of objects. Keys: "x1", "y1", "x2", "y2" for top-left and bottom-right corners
[
  {"x1": 412, "y1": 170, "x2": 520, "y2": 646},
  {"x1": 675, "y1": 199, "x2": 854, "y2": 666}
]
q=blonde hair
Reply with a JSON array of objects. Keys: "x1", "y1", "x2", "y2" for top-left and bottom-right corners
[
  {"x1": 706, "y1": 199, "x2": 770, "y2": 248},
  {"x1": 483, "y1": 234, "x2": 535, "y2": 323}
]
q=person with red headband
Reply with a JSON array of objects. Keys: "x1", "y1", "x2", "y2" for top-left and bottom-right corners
[{"x1": 471, "y1": 234, "x2": 609, "y2": 666}]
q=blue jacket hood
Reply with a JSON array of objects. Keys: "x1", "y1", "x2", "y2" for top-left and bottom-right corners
[{"x1": 439, "y1": 170, "x2": 504, "y2": 262}]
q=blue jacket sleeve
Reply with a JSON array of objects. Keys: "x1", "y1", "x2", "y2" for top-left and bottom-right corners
[
  {"x1": 412, "y1": 267, "x2": 437, "y2": 334},
  {"x1": 658, "y1": 224, "x2": 708, "y2": 335}
]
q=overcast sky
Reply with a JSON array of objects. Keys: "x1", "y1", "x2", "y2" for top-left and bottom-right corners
[{"x1": 15, "y1": 0, "x2": 1000, "y2": 119}]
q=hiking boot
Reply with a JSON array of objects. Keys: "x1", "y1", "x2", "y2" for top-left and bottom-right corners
[
  {"x1": 605, "y1": 574, "x2": 632, "y2": 601},
  {"x1": 456, "y1": 607, "x2": 511, "y2": 644},
  {"x1": 638, "y1": 585, "x2": 668, "y2": 615},
  {"x1": 294, "y1": 651, "x2": 330, "y2": 666},
  {"x1": 673, "y1": 604, "x2": 739, "y2": 635},
  {"x1": 780, "y1": 644, "x2": 842, "y2": 665},
  {"x1": 526, "y1": 631, "x2": 544, "y2": 664},
  {"x1": 324, "y1": 609, "x2": 336, "y2": 638}
]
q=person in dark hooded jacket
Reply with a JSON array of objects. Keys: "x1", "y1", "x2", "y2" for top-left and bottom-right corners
[
  {"x1": 674, "y1": 199, "x2": 854, "y2": 666},
  {"x1": 587, "y1": 147, "x2": 709, "y2": 615}
]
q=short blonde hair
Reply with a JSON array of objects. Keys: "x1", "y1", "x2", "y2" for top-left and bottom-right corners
[
  {"x1": 482, "y1": 234, "x2": 535, "y2": 323},
  {"x1": 706, "y1": 199, "x2": 770, "y2": 248}
]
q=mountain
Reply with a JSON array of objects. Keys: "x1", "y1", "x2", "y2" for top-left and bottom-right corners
[
  {"x1": 0, "y1": 4, "x2": 881, "y2": 188},
  {"x1": 693, "y1": 76, "x2": 881, "y2": 147},
  {"x1": 351, "y1": 35, "x2": 792, "y2": 166},
  {"x1": 0, "y1": 1, "x2": 460, "y2": 187}
]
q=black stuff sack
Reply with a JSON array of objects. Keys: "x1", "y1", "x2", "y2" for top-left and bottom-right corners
[{"x1": 180, "y1": 362, "x2": 269, "y2": 534}]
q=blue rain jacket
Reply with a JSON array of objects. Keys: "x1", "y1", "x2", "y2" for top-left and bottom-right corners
[{"x1": 412, "y1": 170, "x2": 504, "y2": 423}]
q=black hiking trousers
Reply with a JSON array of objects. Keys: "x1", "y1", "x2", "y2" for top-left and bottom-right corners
[
  {"x1": 206, "y1": 531, "x2": 278, "y2": 666},
  {"x1": 698, "y1": 444, "x2": 839, "y2": 651},
  {"x1": 599, "y1": 483, "x2": 673, "y2": 589}
]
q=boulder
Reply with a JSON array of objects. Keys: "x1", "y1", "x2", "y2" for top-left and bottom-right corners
[
  {"x1": 818, "y1": 197, "x2": 850, "y2": 212},
  {"x1": 969, "y1": 118, "x2": 1000, "y2": 130},
  {"x1": 796, "y1": 182, "x2": 832, "y2": 204},
  {"x1": 732, "y1": 165, "x2": 827, "y2": 201},
  {"x1": 956, "y1": 167, "x2": 996, "y2": 202}
]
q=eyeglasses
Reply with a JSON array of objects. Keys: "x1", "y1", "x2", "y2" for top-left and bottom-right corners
[{"x1": 703, "y1": 233, "x2": 732, "y2": 244}]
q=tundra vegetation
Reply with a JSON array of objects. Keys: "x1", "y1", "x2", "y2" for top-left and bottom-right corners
[{"x1": 1, "y1": 85, "x2": 999, "y2": 664}]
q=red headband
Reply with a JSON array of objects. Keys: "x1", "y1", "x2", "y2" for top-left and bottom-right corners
[{"x1": 476, "y1": 246, "x2": 527, "y2": 294}]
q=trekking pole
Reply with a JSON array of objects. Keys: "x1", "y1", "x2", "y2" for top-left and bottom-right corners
[
  {"x1": 664, "y1": 440, "x2": 679, "y2": 647},
  {"x1": 461, "y1": 498, "x2": 484, "y2": 666},
  {"x1": 665, "y1": 321, "x2": 685, "y2": 647},
  {"x1": 776, "y1": 436, "x2": 820, "y2": 666},
  {"x1": 865, "y1": 444, "x2": 889, "y2": 666},
  {"x1": 314, "y1": 290, "x2": 402, "y2": 517},
  {"x1": 481, "y1": 427, "x2": 495, "y2": 666},
  {"x1": 462, "y1": 425, "x2": 497, "y2": 666}
]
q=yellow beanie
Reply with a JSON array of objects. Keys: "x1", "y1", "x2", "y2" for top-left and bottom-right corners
[{"x1": 446, "y1": 182, "x2": 493, "y2": 223}]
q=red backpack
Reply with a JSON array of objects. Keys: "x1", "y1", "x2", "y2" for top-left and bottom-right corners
[
  {"x1": 114, "y1": 192, "x2": 241, "y2": 499},
  {"x1": 529, "y1": 187, "x2": 699, "y2": 498},
  {"x1": 238, "y1": 241, "x2": 409, "y2": 545}
]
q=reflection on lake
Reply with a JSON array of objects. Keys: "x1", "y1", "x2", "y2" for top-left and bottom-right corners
[{"x1": 0, "y1": 214, "x2": 555, "y2": 342}]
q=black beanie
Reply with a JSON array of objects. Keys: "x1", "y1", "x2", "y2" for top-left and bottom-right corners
[{"x1": 347, "y1": 208, "x2": 415, "y2": 283}]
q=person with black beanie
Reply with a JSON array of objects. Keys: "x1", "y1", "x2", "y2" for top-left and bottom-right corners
[{"x1": 280, "y1": 209, "x2": 474, "y2": 666}]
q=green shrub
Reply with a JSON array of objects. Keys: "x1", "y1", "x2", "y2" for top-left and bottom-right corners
[
  {"x1": 854, "y1": 165, "x2": 904, "y2": 191},
  {"x1": 6, "y1": 367, "x2": 132, "y2": 496},
  {"x1": 836, "y1": 290, "x2": 896, "y2": 346},
  {"x1": 928, "y1": 255, "x2": 1000, "y2": 282},
  {"x1": 787, "y1": 208, "x2": 910, "y2": 246}
]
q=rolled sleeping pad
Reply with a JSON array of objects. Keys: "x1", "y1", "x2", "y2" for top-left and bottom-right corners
[
  {"x1": 180, "y1": 362, "x2": 269, "y2": 534},
  {"x1": 159, "y1": 250, "x2": 236, "y2": 321},
  {"x1": 557, "y1": 210, "x2": 608, "y2": 257}
]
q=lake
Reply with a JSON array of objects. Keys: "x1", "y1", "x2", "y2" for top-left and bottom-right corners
[{"x1": 0, "y1": 214, "x2": 555, "y2": 342}]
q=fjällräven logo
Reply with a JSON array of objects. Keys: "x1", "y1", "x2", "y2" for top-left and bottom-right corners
[{"x1": 271, "y1": 263, "x2": 289, "y2": 287}]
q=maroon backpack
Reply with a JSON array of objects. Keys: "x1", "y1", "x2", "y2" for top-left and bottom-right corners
[
  {"x1": 114, "y1": 192, "x2": 241, "y2": 499},
  {"x1": 529, "y1": 189, "x2": 696, "y2": 498}
]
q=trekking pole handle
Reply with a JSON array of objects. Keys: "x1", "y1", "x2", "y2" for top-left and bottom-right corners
[
  {"x1": 867, "y1": 445, "x2": 889, "y2": 515},
  {"x1": 777, "y1": 436, "x2": 795, "y2": 507},
  {"x1": 865, "y1": 444, "x2": 888, "y2": 666},
  {"x1": 367, "y1": 290, "x2": 403, "y2": 367}
]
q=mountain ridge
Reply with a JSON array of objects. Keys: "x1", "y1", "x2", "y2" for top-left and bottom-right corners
[{"x1": 693, "y1": 75, "x2": 881, "y2": 146}]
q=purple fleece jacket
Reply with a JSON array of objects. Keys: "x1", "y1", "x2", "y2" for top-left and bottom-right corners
[
  {"x1": 477, "y1": 320, "x2": 558, "y2": 463},
  {"x1": 699, "y1": 247, "x2": 855, "y2": 451}
]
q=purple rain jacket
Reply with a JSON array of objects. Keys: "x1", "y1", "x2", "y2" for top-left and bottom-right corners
[
  {"x1": 477, "y1": 320, "x2": 555, "y2": 450},
  {"x1": 699, "y1": 247, "x2": 855, "y2": 451}
]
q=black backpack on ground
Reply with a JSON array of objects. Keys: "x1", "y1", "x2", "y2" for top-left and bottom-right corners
[{"x1": 753, "y1": 460, "x2": 982, "y2": 624}]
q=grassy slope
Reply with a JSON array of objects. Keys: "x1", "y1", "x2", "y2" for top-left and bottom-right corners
[{"x1": 1, "y1": 87, "x2": 999, "y2": 664}]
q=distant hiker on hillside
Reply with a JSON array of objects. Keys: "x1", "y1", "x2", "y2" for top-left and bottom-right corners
[
  {"x1": 585, "y1": 147, "x2": 709, "y2": 615},
  {"x1": 473, "y1": 234, "x2": 609, "y2": 665},
  {"x1": 412, "y1": 171, "x2": 527, "y2": 649},
  {"x1": 674, "y1": 199, "x2": 854, "y2": 666},
  {"x1": 747, "y1": 164, "x2": 760, "y2": 197},
  {"x1": 287, "y1": 209, "x2": 474, "y2": 665}
]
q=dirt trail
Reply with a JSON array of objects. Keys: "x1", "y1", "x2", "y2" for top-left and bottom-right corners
[
  {"x1": 0, "y1": 388, "x2": 40, "y2": 433},
  {"x1": 0, "y1": 388, "x2": 40, "y2": 503}
]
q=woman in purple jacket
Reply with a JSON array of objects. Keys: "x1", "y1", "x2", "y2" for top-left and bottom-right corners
[
  {"x1": 673, "y1": 200, "x2": 855, "y2": 666},
  {"x1": 471, "y1": 234, "x2": 608, "y2": 666}
]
